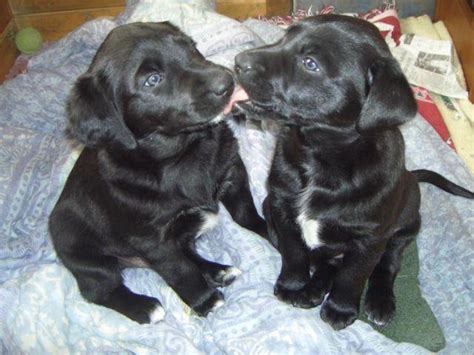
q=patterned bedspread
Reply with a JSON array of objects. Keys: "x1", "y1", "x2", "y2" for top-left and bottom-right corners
[{"x1": 1, "y1": 1, "x2": 473, "y2": 353}]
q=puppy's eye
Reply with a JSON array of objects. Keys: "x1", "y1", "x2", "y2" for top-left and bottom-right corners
[
  {"x1": 303, "y1": 57, "x2": 320, "y2": 72},
  {"x1": 144, "y1": 74, "x2": 162, "y2": 87}
]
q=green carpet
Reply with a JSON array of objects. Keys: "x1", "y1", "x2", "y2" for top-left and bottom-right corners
[{"x1": 360, "y1": 241, "x2": 446, "y2": 352}]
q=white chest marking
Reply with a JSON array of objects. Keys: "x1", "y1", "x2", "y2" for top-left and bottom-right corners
[
  {"x1": 197, "y1": 212, "x2": 219, "y2": 237},
  {"x1": 211, "y1": 113, "x2": 225, "y2": 124},
  {"x1": 297, "y1": 214, "x2": 323, "y2": 249},
  {"x1": 296, "y1": 168, "x2": 323, "y2": 249}
]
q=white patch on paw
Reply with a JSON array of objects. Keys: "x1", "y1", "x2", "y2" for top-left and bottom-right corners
[
  {"x1": 149, "y1": 305, "x2": 165, "y2": 323},
  {"x1": 196, "y1": 212, "x2": 219, "y2": 238},
  {"x1": 373, "y1": 318, "x2": 386, "y2": 326},
  {"x1": 224, "y1": 267, "x2": 242, "y2": 281},
  {"x1": 366, "y1": 311, "x2": 387, "y2": 326},
  {"x1": 212, "y1": 299, "x2": 225, "y2": 311}
]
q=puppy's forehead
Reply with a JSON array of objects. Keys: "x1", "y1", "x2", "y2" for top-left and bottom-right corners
[
  {"x1": 91, "y1": 21, "x2": 196, "y2": 73},
  {"x1": 107, "y1": 22, "x2": 192, "y2": 50},
  {"x1": 109, "y1": 22, "x2": 181, "y2": 39},
  {"x1": 287, "y1": 15, "x2": 387, "y2": 55}
]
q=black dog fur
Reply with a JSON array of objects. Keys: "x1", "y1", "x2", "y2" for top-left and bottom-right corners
[
  {"x1": 234, "y1": 15, "x2": 474, "y2": 330},
  {"x1": 49, "y1": 22, "x2": 267, "y2": 324}
]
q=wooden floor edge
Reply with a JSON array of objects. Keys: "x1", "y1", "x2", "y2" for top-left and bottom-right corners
[
  {"x1": 0, "y1": 20, "x2": 19, "y2": 84},
  {"x1": 13, "y1": 6, "x2": 126, "y2": 42},
  {"x1": 0, "y1": 19, "x2": 16, "y2": 42},
  {"x1": 13, "y1": 5, "x2": 126, "y2": 20}
]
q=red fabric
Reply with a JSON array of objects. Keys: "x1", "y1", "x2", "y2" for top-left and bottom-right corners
[
  {"x1": 412, "y1": 86, "x2": 455, "y2": 149},
  {"x1": 365, "y1": 9, "x2": 402, "y2": 45}
]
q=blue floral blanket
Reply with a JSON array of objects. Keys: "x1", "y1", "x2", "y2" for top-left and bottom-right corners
[{"x1": 1, "y1": 1, "x2": 473, "y2": 353}]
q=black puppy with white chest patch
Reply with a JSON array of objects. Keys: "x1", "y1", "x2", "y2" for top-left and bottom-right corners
[
  {"x1": 49, "y1": 22, "x2": 267, "y2": 324},
  {"x1": 234, "y1": 15, "x2": 474, "y2": 330}
]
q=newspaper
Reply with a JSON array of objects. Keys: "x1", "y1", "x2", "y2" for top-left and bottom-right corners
[{"x1": 390, "y1": 34, "x2": 468, "y2": 99}]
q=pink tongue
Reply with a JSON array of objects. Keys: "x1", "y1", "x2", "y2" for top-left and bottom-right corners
[{"x1": 223, "y1": 86, "x2": 249, "y2": 114}]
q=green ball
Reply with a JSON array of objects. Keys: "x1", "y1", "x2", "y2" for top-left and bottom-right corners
[{"x1": 15, "y1": 27, "x2": 43, "y2": 55}]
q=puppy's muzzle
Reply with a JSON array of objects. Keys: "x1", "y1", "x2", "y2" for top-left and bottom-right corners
[
  {"x1": 235, "y1": 52, "x2": 265, "y2": 76},
  {"x1": 210, "y1": 70, "x2": 234, "y2": 97}
]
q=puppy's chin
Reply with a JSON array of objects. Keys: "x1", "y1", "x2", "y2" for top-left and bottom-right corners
[
  {"x1": 234, "y1": 101, "x2": 268, "y2": 115},
  {"x1": 232, "y1": 100, "x2": 290, "y2": 125},
  {"x1": 170, "y1": 113, "x2": 228, "y2": 134}
]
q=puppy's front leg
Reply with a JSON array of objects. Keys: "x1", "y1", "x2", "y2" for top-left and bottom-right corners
[
  {"x1": 139, "y1": 213, "x2": 225, "y2": 316},
  {"x1": 364, "y1": 221, "x2": 419, "y2": 326},
  {"x1": 219, "y1": 157, "x2": 268, "y2": 239},
  {"x1": 320, "y1": 241, "x2": 385, "y2": 330},
  {"x1": 183, "y1": 239, "x2": 241, "y2": 288},
  {"x1": 147, "y1": 244, "x2": 225, "y2": 316},
  {"x1": 268, "y1": 197, "x2": 312, "y2": 300}
]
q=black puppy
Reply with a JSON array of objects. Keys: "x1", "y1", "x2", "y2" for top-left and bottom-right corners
[
  {"x1": 234, "y1": 15, "x2": 474, "y2": 330},
  {"x1": 49, "y1": 22, "x2": 267, "y2": 324}
]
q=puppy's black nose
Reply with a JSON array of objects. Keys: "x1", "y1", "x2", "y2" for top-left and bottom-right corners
[
  {"x1": 235, "y1": 52, "x2": 256, "y2": 74},
  {"x1": 211, "y1": 72, "x2": 234, "y2": 96}
]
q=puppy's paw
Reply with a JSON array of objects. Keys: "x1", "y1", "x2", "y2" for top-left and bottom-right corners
[
  {"x1": 274, "y1": 272, "x2": 321, "y2": 308},
  {"x1": 274, "y1": 286, "x2": 323, "y2": 309},
  {"x1": 206, "y1": 266, "x2": 242, "y2": 288},
  {"x1": 364, "y1": 288, "x2": 396, "y2": 326},
  {"x1": 123, "y1": 294, "x2": 164, "y2": 324},
  {"x1": 301, "y1": 285, "x2": 327, "y2": 308},
  {"x1": 191, "y1": 289, "x2": 225, "y2": 316},
  {"x1": 320, "y1": 298, "x2": 358, "y2": 330},
  {"x1": 274, "y1": 272, "x2": 310, "y2": 294}
]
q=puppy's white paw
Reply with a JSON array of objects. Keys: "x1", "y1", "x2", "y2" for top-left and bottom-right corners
[
  {"x1": 192, "y1": 290, "x2": 225, "y2": 316},
  {"x1": 223, "y1": 266, "x2": 242, "y2": 282},
  {"x1": 149, "y1": 304, "x2": 165, "y2": 323},
  {"x1": 212, "y1": 298, "x2": 225, "y2": 311},
  {"x1": 369, "y1": 315, "x2": 388, "y2": 327},
  {"x1": 215, "y1": 266, "x2": 242, "y2": 287}
]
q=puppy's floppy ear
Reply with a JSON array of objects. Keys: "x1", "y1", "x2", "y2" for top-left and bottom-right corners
[
  {"x1": 357, "y1": 57, "x2": 417, "y2": 132},
  {"x1": 67, "y1": 72, "x2": 137, "y2": 150}
]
